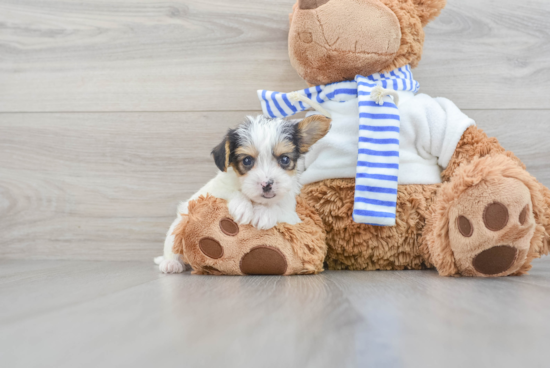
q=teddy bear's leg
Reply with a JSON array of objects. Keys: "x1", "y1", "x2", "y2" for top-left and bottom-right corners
[
  {"x1": 302, "y1": 178, "x2": 440, "y2": 271},
  {"x1": 425, "y1": 127, "x2": 550, "y2": 277},
  {"x1": 175, "y1": 195, "x2": 327, "y2": 275}
]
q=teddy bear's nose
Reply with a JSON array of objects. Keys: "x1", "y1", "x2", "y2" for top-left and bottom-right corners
[{"x1": 299, "y1": 0, "x2": 331, "y2": 10}]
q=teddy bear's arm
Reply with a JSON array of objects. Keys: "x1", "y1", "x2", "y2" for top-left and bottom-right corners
[
  {"x1": 440, "y1": 125, "x2": 524, "y2": 182},
  {"x1": 440, "y1": 125, "x2": 550, "y2": 262}
]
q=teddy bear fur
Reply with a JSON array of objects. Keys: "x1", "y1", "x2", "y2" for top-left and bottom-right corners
[
  {"x1": 289, "y1": 0, "x2": 445, "y2": 85},
  {"x1": 302, "y1": 126, "x2": 550, "y2": 275},
  {"x1": 174, "y1": 194, "x2": 326, "y2": 276},
  {"x1": 286, "y1": 0, "x2": 550, "y2": 276},
  {"x1": 173, "y1": 0, "x2": 550, "y2": 277}
]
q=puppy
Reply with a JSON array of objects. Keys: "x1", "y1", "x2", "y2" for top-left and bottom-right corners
[{"x1": 156, "y1": 114, "x2": 331, "y2": 273}]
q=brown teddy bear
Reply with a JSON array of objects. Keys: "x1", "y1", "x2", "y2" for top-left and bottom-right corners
[{"x1": 168, "y1": 0, "x2": 550, "y2": 277}]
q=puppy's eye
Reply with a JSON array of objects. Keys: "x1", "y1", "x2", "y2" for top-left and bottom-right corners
[
  {"x1": 242, "y1": 156, "x2": 254, "y2": 167},
  {"x1": 279, "y1": 155, "x2": 290, "y2": 166}
]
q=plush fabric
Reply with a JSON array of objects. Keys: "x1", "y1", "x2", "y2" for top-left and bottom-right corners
[
  {"x1": 284, "y1": 0, "x2": 550, "y2": 276},
  {"x1": 259, "y1": 90, "x2": 475, "y2": 187},
  {"x1": 180, "y1": 0, "x2": 550, "y2": 277},
  {"x1": 289, "y1": 0, "x2": 402, "y2": 85},
  {"x1": 259, "y1": 65, "x2": 424, "y2": 226},
  {"x1": 289, "y1": 0, "x2": 446, "y2": 85},
  {"x1": 424, "y1": 155, "x2": 549, "y2": 277},
  {"x1": 173, "y1": 195, "x2": 326, "y2": 275},
  {"x1": 302, "y1": 178, "x2": 439, "y2": 270},
  {"x1": 300, "y1": 127, "x2": 550, "y2": 275}
]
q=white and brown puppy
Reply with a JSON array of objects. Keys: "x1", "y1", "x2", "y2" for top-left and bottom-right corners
[{"x1": 156, "y1": 114, "x2": 331, "y2": 273}]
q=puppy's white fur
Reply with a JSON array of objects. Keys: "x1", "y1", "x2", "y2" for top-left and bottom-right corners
[{"x1": 158, "y1": 116, "x2": 307, "y2": 273}]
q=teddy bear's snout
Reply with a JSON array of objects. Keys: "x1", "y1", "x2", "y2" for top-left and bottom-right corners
[
  {"x1": 289, "y1": 0, "x2": 403, "y2": 84},
  {"x1": 312, "y1": 0, "x2": 401, "y2": 55}
]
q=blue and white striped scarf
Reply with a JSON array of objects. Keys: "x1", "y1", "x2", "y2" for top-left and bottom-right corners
[{"x1": 257, "y1": 65, "x2": 419, "y2": 226}]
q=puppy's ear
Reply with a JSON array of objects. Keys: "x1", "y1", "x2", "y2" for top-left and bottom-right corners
[
  {"x1": 211, "y1": 133, "x2": 231, "y2": 172},
  {"x1": 297, "y1": 115, "x2": 331, "y2": 153}
]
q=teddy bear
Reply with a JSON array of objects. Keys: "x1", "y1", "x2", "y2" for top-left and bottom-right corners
[{"x1": 167, "y1": 0, "x2": 550, "y2": 277}]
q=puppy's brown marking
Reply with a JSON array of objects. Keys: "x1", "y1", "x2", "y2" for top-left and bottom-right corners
[
  {"x1": 298, "y1": 115, "x2": 331, "y2": 153},
  {"x1": 235, "y1": 145, "x2": 258, "y2": 158},
  {"x1": 274, "y1": 140, "x2": 296, "y2": 157},
  {"x1": 228, "y1": 145, "x2": 257, "y2": 176},
  {"x1": 230, "y1": 162, "x2": 244, "y2": 176},
  {"x1": 224, "y1": 140, "x2": 230, "y2": 172}
]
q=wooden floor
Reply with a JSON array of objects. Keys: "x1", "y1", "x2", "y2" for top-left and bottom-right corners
[
  {"x1": 1, "y1": 258, "x2": 549, "y2": 368},
  {"x1": 1, "y1": 1, "x2": 550, "y2": 367}
]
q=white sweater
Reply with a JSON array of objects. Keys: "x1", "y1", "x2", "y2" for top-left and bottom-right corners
[{"x1": 300, "y1": 91, "x2": 476, "y2": 186}]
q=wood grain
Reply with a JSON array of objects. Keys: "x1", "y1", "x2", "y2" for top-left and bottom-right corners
[
  {"x1": 1, "y1": 0, "x2": 550, "y2": 112},
  {"x1": 0, "y1": 259, "x2": 549, "y2": 368},
  {"x1": 0, "y1": 111, "x2": 252, "y2": 260},
  {"x1": 0, "y1": 0, "x2": 548, "y2": 361},
  {"x1": 0, "y1": 110, "x2": 548, "y2": 261}
]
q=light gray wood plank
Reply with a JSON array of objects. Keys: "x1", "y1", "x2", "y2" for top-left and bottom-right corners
[
  {"x1": 0, "y1": 259, "x2": 549, "y2": 368},
  {"x1": 1, "y1": 0, "x2": 550, "y2": 112},
  {"x1": 0, "y1": 111, "x2": 256, "y2": 260},
  {"x1": 0, "y1": 0, "x2": 300, "y2": 113},
  {"x1": 467, "y1": 110, "x2": 550, "y2": 182},
  {"x1": 0, "y1": 110, "x2": 549, "y2": 261},
  {"x1": 418, "y1": 0, "x2": 550, "y2": 110}
]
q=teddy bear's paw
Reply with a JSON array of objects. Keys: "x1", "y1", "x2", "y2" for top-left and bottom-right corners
[
  {"x1": 159, "y1": 259, "x2": 186, "y2": 274},
  {"x1": 187, "y1": 216, "x2": 294, "y2": 275},
  {"x1": 449, "y1": 177, "x2": 536, "y2": 277},
  {"x1": 182, "y1": 195, "x2": 326, "y2": 276}
]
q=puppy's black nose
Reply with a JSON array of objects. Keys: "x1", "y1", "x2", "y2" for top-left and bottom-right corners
[{"x1": 262, "y1": 180, "x2": 274, "y2": 193}]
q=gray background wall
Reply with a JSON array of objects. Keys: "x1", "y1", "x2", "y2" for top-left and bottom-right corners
[{"x1": 1, "y1": 0, "x2": 549, "y2": 261}]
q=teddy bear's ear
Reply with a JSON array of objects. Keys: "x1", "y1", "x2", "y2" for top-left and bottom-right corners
[{"x1": 412, "y1": 0, "x2": 447, "y2": 26}]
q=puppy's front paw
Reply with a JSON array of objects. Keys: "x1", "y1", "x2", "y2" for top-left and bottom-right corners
[
  {"x1": 228, "y1": 195, "x2": 254, "y2": 225},
  {"x1": 278, "y1": 211, "x2": 302, "y2": 226},
  {"x1": 159, "y1": 259, "x2": 186, "y2": 274},
  {"x1": 252, "y1": 205, "x2": 278, "y2": 230}
]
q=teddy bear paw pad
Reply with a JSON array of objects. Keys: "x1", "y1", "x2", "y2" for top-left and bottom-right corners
[
  {"x1": 457, "y1": 215, "x2": 473, "y2": 237},
  {"x1": 198, "y1": 237, "x2": 224, "y2": 259},
  {"x1": 239, "y1": 246, "x2": 288, "y2": 275},
  {"x1": 472, "y1": 245, "x2": 518, "y2": 276},
  {"x1": 197, "y1": 218, "x2": 239, "y2": 260},
  {"x1": 449, "y1": 176, "x2": 536, "y2": 277},
  {"x1": 483, "y1": 202, "x2": 509, "y2": 231},
  {"x1": 219, "y1": 218, "x2": 239, "y2": 236}
]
